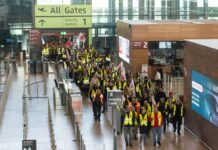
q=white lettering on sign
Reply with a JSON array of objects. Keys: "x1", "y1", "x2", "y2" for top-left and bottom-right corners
[
  {"x1": 132, "y1": 41, "x2": 148, "y2": 49},
  {"x1": 143, "y1": 42, "x2": 148, "y2": 48}
]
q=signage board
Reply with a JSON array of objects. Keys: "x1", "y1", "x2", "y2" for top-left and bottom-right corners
[
  {"x1": 107, "y1": 90, "x2": 122, "y2": 106},
  {"x1": 22, "y1": 140, "x2": 36, "y2": 150},
  {"x1": 29, "y1": 29, "x2": 41, "y2": 46},
  {"x1": 132, "y1": 41, "x2": 148, "y2": 49},
  {"x1": 35, "y1": 5, "x2": 92, "y2": 28}
]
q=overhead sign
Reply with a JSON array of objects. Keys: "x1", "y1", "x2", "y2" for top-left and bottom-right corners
[
  {"x1": 34, "y1": 5, "x2": 92, "y2": 28},
  {"x1": 132, "y1": 41, "x2": 148, "y2": 49},
  {"x1": 22, "y1": 140, "x2": 37, "y2": 150}
]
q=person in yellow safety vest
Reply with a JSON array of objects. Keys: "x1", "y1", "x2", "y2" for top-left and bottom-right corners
[
  {"x1": 144, "y1": 76, "x2": 151, "y2": 92},
  {"x1": 123, "y1": 105, "x2": 135, "y2": 147},
  {"x1": 139, "y1": 107, "x2": 148, "y2": 145},
  {"x1": 157, "y1": 98, "x2": 168, "y2": 133},
  {"x1": 121, "y1": 77, "x2": 127, "y2": 91},
  {"x1": 172, "y1": 99, "x2": 185, "y2": 135},
  {"x1": 111, "y1": 81, "x2": 117, "y2": 90},
  {"x1": 144, "y1": 100, "x2": 152, "y2": 137},
  {"x1": 62, "y1": 50, "x2": 67, "y2": 61},
  {"x1": 135, "y1": 81, "x2": 142, "y2": 99},
  {"x1": 112, "y1": 71, "x2": 118, "y2": 80},
  {"x1": 82, "y1": 75, "x2": 90, "y2": 97},
  {"x1": 102, "y1": 78, "x2": 108, "y2": 113},
  {"x1": 42, "y1": 45, "x2": 49, "y2": 59},
  {"x1": 167, "y1": 92, "x2": 176, "y2": 124},
  {"x1": 150, "y1": 106, "x2": 163, "y2": 147},
  {"x1": 92, "y1": 89, "x2": 104, "y2": 122},
  {"x1": 115, "y1": 78, "x2": 122, "y2": 90},
  {"x1": 132, "y1": 105, "x2": 139, "y2": 140},
  {"x1": 56, "y1": 46, "x2": 62, "y2": 60}
]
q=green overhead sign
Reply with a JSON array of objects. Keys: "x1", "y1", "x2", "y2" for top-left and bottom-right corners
[{"x1": 34, "y1": 5, "x2": 92, "y2": 28}]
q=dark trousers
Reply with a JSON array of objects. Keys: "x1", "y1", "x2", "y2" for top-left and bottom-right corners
[
  {"x1": 93, "y1": 104, "x2": 101, "y2": 121},
  {"x1": 102, "y1": 93, "x2": 107, "y2": 112},
  {"x1": 173, "y1": 117, "x2": 182, "y2": 133},
  {"x1": 82, "y1": 85, "x2": 89, "y2": 98},
  {"x1": 146, "y1": 122, "x2": 151, "y2": 136},
  {"x1": 163, "y1": 115, "x2": 167, "y2": 133}
]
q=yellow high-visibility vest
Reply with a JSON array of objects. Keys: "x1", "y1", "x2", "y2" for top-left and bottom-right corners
[
  {"x1": 136, "y1": 83, "x2": 142, "y2": 96},
  {"x1": 145, "y1": 104, "x2": 151, "y2": 116},
  {"x1": 151, "y1": 112, "x2": 162, "y2": 126},
  {"x1": 57, "y1": 48, "x2": 61, "y2": 54},
  {"x1": 139, "y1": 114, "x2": 148, "y2": 126},
  {"x1": 83, "y1": 77, "x2": 89, "y2": 84},
  {"x1": 118, "y1": 81, "x2": 122, "y2": 89},
  {"x1": 124, "y1": 111, "x2": 133, "y2": 126},
  {"x1": 42, "y1": 48, "x2": 49, "y2": 55},
  {"x1": 173, "y1": 104, "x2": 184, "y2": 117}
]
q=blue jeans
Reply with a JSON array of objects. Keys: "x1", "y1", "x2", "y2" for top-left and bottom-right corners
[
  {"x1": 140, "y1": 133, "x2": 146, "y2": 145},
  {"x1": 124, "y1": 126, "x2": 133, "y2": 145},
  {"x1": 152, "y1": 126, "x2": 162, "y2": 144}
]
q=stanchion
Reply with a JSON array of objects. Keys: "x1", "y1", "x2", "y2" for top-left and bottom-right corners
[{"x1": 113, "y1": 129, "x2": 117, "y2": 150}]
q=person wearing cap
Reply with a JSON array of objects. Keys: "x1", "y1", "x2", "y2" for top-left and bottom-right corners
[
  {"x1": 138, "y1": 107, "x2": 148, "y2": 145},
  {"x1": 150, "y1": 106, "x2": 163, "y2": 147}
]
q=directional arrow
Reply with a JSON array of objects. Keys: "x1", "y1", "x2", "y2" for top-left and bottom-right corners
[
  {"x1": 39, "y1": 19, "x2": 46, "y2": 26},
  {"x1": 38, "y1": 8, "x2": 46, "y2": 12}
]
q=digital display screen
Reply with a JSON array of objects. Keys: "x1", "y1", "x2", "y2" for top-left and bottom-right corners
[
  {"x1": 192, "y1": 70, "x2": 218, "y2": 127},
  {"x1": 118, "y1": 36, "x2": 130, "y2": 63}
]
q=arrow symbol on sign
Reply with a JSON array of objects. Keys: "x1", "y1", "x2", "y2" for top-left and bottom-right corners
[
  {"x1": 38, "y1": 8, "x2": 46, "y2": 12},
  {"x1": 39, "y1": 19, "x2": 46, "y2": 26}
]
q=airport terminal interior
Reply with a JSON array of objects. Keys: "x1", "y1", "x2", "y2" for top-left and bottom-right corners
[{"x1": 0, "y1": 0, "x2": 218, "y2": 150}]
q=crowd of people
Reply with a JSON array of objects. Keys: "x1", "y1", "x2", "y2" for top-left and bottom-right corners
[{"x1": 42, "y1": 41, "x2": 185, "y2": 148}]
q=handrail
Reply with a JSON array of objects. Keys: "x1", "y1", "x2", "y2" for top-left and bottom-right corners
[{"x1": 25, "y1": 79, "x2": 45, "y2": 87}]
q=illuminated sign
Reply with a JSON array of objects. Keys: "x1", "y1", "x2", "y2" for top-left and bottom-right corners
[{"x1": 34, "y1": 5, "x2": 92, "y2": 28}]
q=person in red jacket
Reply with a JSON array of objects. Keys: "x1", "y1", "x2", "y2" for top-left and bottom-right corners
[{"x1": 150, "y1": 106, "x2": 163, "y2": 147}]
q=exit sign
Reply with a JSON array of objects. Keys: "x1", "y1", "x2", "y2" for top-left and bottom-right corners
[{"x1": 60, "y1": 32, "x2": 66, "y2": 35}]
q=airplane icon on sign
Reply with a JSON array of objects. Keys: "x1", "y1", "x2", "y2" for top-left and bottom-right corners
[{"x1": 38, "y1": 8, "x2": 46, "y2": 12}]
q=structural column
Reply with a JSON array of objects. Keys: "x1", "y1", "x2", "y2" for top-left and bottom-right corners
[
  {"x1": 119, "y1": 0, "x2": 123, "y2": 20},
  {"x1": 128, "y1": 0, "x2": 133, "y2": 20},
  {"x1": 139, "y1": 0, "x2": 145, "y2": 20}
]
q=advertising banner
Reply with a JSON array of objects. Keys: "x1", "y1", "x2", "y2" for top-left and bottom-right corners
[
  {"x1": 192, "y1": 70, "x2": 218, "y2": 127},
  {"x1": 118, "y1": 36, "x2": 130, "y2": 63}
]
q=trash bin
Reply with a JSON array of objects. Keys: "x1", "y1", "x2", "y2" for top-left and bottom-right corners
[
  {"x1": 43, "y1": 62, "x2": 49, "y2": 73},
  {"x1": 35, "y1": 60, "x2": 43, "y2": 73},
  {"x1": 28, "y1": 60, "x2": 36, "y2": 74}
]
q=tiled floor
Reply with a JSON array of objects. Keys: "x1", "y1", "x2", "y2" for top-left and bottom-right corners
[
  {"x1": 0, "y1": 61, "x2": 208, "y2": 150},
  {"x1": 76, "y1": 98, "x2": 206, "y2": 150}
]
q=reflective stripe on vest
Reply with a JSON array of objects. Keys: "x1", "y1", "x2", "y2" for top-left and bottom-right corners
[
  {"x1": 139, "y1": 114, "x2": 148, "y2": 126},
  {"x1": 151, "y1": 112, "x2": 162, "y2": 126},
  {"x1": 83, "y1": 78, "x2": 89, "y2": 84},
  {"x1": 173, "y1": 104, "x2": 184, "y2": 117},
  {"x1": 124, "y1": 111, "x2": 133, "y2": 126}
]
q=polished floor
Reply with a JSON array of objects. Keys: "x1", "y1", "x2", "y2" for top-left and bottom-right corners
[{"x1": 0, "y1": 61, "x2": 207, "y2": 150}]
